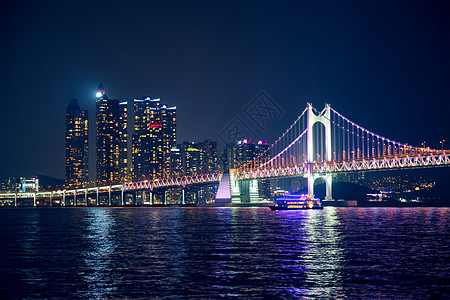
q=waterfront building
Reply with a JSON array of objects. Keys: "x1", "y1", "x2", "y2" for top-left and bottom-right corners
[
  {"x1": 160, "y1": 104, "x2": 177, "y2": 178},
  {"x1": 0, "y1": 176, "x2": 20, "y2": 192},
  {"x1": 65, "y1": 98, "x2": 88, "y2": 188},
  {"x1": 96, "y1": 84, "x2": 127, "y2": 185},
  {"x1": 169, "y1": 147, "x2": 183, "y2": 178},
  {"x1": 181, "y1": 142, "x2": 203, "y2": 176},
  {"x1": 119, "y1": 101, "x2": 128, "y2": 181},
  {"x1": 132, "y1": 98, "x2": 176, "y2": 181},
  {"x1": 20, "y1": 177, "x2": 39, "y2": 192}
]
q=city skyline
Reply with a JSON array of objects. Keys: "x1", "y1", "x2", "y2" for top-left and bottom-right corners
[
  {"x1": 2, "y1": 99, "x2": 448, "y2": 205},
  {"x1": 1, "y1": 1, "x2": 449, "y2": 179},
  {"x1": 1, "y1": 2, "x2": 449, "y2": 298}
]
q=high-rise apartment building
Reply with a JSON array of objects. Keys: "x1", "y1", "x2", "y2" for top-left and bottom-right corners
[
  {"x1": 180, "y1": 142, "x2": 203, "y2": 176},
  {"x1": 160, "y1": 104, "x2": 177, "y2": 178},
  {"x1": 96, "y1": 84, "x2": 127, "y2": 185},
  {"x1": 65, "y1": 98, "x2": 88, "y2": 188},
  {"x1": 119, "y1": 101, "x2": 128, "y2": 181},
  {"x1": 169, "y1": 147, "x2": 183, "y2": 178},
  {"x1": 132, "y1": 98, "x2": 176, "y2": 181}
]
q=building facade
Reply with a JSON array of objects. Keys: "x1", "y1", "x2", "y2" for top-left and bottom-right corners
[
  {"x1": 119, "y1": 101, "x2": 128, "y2": 181},
  {"x1": 65, "y1": 98, "x2": 89, "y2": 188},
  {"x1": 20, "y1": 177, "x2": 39, "y2": 192},
  {"x1": 0, "y1": 177, "x2": 20, "y2": 192},
  {"x1": 169, "y1": 147, "x2": 183, "y2": 178},
  {"x1": 96, "y1": 84, "x2": 127, "y2": 185},
  {"x1": 132, "y1": 98, "x2": 176, "y2": 181}
]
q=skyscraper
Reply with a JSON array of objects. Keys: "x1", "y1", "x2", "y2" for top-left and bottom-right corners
[
  {"x1": 160, "y1": 104, "x2": 177, "y2": 178},
  {"x1": 96, "y1": 84, "x2": 127, "y2": 185},
  {"x1": 65, "y1": 98, "x2": 88, "y2": 188},
  {"x1": 180, "y1": 141, "x2": 203, "y2": 176},
  {"x1": 119, "y1": 101, "x2": 128, "y2": 182},
  {"x1": 132, "y1": 98, "x2": 176, "y2": 181},
  {"x1": 169, "y1": 146, "x2": 183, "y2": 178}
]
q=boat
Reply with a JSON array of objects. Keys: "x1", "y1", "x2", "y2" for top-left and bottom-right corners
[{"x1": 269, "y1": 194, "x2": 323, "y2": 210}]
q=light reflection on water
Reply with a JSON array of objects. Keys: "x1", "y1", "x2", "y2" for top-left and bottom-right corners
[
  {"x1": 0, "y1": 207, "x2": 449, "y2": 299},
  {"x1": 81, "y1": 208, "x2": 117, "y2": 299},
  {"x1": 303, "y1": 208, "x2": 344, "y2": 298}
]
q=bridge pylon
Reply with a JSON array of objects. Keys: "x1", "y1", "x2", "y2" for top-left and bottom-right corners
[
  {"x1": 230, "y1": 169, "x2": 259, "y2": 204},
  {"x1": 306, "y1": 103, "x2": 333, "y2": 200}
]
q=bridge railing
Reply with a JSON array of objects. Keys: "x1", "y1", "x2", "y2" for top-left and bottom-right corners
[
  {"x1": 234, "y1": 150, "x2": 450, "y2": 180},
  {"x1": 0, "y1": 173, "x2": 223, "y2": 201},
  {"x1": 123, "y1": 173, "x2": 222, "y2": 191}
]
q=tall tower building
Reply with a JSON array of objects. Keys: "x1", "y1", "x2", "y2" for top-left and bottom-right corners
[
  {"x1": 132, "y1": 98, "x2": 176, "y2": 181},
  {"x1": 181, "y1": 141, "x2": 203, "y2": 176},
  {"x1": 65, "y1": 98, "x2": 89, "y2": 188},
  {"x1": 169, "y1": 147, "x2": 183, "y2": 178},
  {"x1": 96, "y1": 84, "x2": 127, "y2": 185},
  {"x1": 119, "y1": 101, "x2": 128, "y2": 181},
  {"x1": 160, "y1": 104, "x2": 177, "y2": 178}
]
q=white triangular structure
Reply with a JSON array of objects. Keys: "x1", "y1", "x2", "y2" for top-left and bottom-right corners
[{"x1": 215, "y1": 172, "x2": 231, "y2": 204}]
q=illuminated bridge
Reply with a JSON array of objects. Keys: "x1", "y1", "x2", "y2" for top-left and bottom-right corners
[
  {"x1": 231, "y1": 104, "x2": 449, "y2": 202},
  {"x1": 1, "y1": 104, "x2": 449, "y2": 206}
]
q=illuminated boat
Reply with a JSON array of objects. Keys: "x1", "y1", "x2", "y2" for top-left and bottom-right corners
[{"x1": 269, "y1": 194, "x2": 323, "y2": 210}]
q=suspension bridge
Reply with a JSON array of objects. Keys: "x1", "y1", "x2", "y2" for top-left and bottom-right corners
[
  {"x1": 230, "y1": 103, "x2": 449, "y2": 202},
  {"x1": 1, "y1": 103, "x2": 449, "y2": 206}
]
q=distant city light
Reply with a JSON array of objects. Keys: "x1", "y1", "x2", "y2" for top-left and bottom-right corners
[{"x1": 96, "y1": 91, "x2": 102, "y2": 98}]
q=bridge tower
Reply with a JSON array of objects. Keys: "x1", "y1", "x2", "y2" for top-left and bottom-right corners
[{"x1": 306, "y1": 103, "x2": 333, "y2": 200}]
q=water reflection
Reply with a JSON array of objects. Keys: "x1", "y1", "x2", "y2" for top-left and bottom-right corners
[
  {"x1": 2, "y1": 207, "x2": 449, "y2": 298},
  {"x1": 16, "y1": 211, "x2": 43, "y2": 288},
  {"x1": 303, "y1": 208, "x2": 344, "y2": 298},
  {"x1": 271, "y1": 208, "x2": 344, "y2": 298},
  {"x1": 81, "y1": 208, "x2": 117, "y2": 298}
]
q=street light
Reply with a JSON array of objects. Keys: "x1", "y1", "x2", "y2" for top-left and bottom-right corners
[
  {"x1": 440, "y1": 140, "x2": 445, "y2": 151},
  {"x1": 421, "y1": 141, "x2": 427, "y2": 151}
]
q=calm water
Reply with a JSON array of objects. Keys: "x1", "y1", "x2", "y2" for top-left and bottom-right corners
[{"x1": 1, "y1": 207, "x2": 449, "y2": 299}]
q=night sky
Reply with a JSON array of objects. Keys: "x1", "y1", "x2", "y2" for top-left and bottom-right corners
[{"x1": 1, "y1": 1, "x2": 449, "y2": 180}]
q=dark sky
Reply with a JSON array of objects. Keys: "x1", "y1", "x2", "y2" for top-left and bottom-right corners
[{"x1": 1, "y1": 1, "x2": 449, "y2": 179}]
